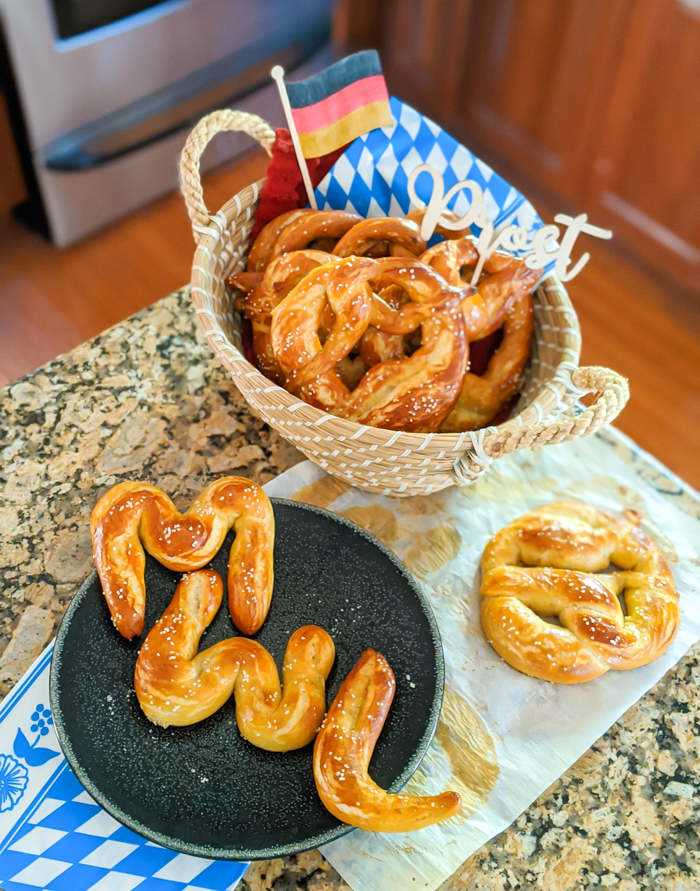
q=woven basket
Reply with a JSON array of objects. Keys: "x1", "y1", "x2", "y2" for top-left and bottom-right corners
[{"x1": 180, "y1": 110, "x2": 629, "y2": 497}]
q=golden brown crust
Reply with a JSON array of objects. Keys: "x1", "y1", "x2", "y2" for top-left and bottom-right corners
[
  {"x1": 270, "y1": 210, "x2": 362, "y2": 260},
  {"x1": 239, "y1": 250, "x2": 331, "y2": 383},
  {"x1": 313, "y1": 650, "x2": 461, "y2": 832},
  {"x1": 479, "y1": 502, "x2": 680, "y2": 683},
  {"x1": 246, "y1": 209, "x2": 314, "y2": 272},
  {"x1": 440, "y1": 287, "x2": 533, "y2": 432},
  {"x1": 242, "y1": 212, "x2": 541, "y2": 434},
  {"x1": 270, "y1": 256, "x2": 468, "y2": 431},
  {"x1": 90, "y1": 477, "x2": 274, "y2": 639},
  {"x1": 334, "y1": 217, "x2": 426, "y2": 259},
  {"x1": 135, "y1": 570, "x2": 335, "y2": 749},
  {"x1": 421, "y1": 237, "x2": 540, "y2": 340},
  {"x1": 337, "y1": 296, "x2": 468, "y2": 433}
]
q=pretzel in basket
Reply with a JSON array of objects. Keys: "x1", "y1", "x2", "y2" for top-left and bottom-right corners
[
  {"x1": 246, "y1": 209, "x2": 314, "y2": 272},
  {"x1": 334, "y1": 217, "x2": 427, "y2": 259},
  {"x1": 270, "y1": 209, "x2": 362, "y2": 261},
  {"x1": 270, "y1": 256, "x2": 468, "y2": 432},
  {"x1": 135, "y1": 569, "x2": 335, "y2": 748},
  {"x1": 246, "y1": 209, "x2": 361, "y2": 272},
  {"x1": 480, "y1": 502, "x2": 680, "y2": 684},
  {"x1": 228, "y1": 250, "x2": 331, "y2": 383},
  {"x1": 421, "y1": 238, "x2": 541, "y2": 340},
  {"x1": 90, "y1": 477, "x2": 274, "y2": 639},
  {"x1": 338, "y1": 294, "x2": 467, "y2": 431},
  {"x1": 440, "y1": 284, "x2": 534, "y2": 431},
  {"x1": 313, "y1": 649, "x2": 461, "y2": 831}
]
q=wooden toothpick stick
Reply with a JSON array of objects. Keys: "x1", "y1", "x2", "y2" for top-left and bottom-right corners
[{"x1": 271, "y1": 66, "x2": 318, "y2": 210}]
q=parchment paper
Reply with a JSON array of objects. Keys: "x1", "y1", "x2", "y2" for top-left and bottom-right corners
[{"x1": 263, "y1": 428, "x2": 700, "y2": 891}]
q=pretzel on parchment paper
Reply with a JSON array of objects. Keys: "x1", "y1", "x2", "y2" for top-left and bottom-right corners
[{"x1": 480, "y1": 502, "x2": 680, "y2": 684}]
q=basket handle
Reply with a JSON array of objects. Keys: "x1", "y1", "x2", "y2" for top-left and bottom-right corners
[
  {"x1": 179, "y1": 109, "x2": 276, "y2": 239},
  {"x1": 452, "y1": 366, "x2": 630, "y2": 485}
]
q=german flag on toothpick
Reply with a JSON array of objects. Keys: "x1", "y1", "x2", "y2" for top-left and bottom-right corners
[{"x1": 285, "y1": 50, "x2": 394, "y2": 158}]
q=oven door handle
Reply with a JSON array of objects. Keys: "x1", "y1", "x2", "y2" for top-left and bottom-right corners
[{"x1": 41, "y1": 18, "x2": 330, "y2": 172}]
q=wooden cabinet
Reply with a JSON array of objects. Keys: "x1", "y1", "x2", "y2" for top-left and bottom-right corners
[
  {"x1": 584, "y1": 0, "x2": 700, "y2": 289},
  {"x1": 0, "y1": 90, "x2": 27, "y2": 215},
  {"x1": 452, "y1": 0, "x2": 630, "y2": 204},
  {"x1": 379, "y1": 0, "x2": 472, "y2": 121},
  {"x1": 344, "y1": 0, "x2": 700, "y2": 291}
]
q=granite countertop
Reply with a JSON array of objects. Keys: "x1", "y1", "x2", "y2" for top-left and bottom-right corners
[{"x1": 1, "y1": 288, "x2": 698, "y2": 891}]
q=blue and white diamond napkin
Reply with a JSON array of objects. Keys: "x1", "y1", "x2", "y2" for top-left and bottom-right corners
[
  {"x1": 314, "y1": 95, "x2": 554, "y2": 272},
  {"x1": 0, "y1": 645, "x2": 248, "y2": 891}
]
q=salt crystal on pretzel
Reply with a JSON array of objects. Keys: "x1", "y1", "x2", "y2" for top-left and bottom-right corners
[{"x1": 135, "y1": 569, "x2": 335, "y2": 748}]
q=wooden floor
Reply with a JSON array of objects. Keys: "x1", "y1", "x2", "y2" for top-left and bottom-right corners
[{"x1": 1, "y1": 149, "x2": 699, "y2": 490}]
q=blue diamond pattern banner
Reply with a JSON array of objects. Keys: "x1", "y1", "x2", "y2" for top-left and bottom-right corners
[
  {"x1": 314, "y1": 96, "x2": 554, "y2": 272},
  {"x1": 0, "y1": 645, "x2": 248, "y2": 891}
]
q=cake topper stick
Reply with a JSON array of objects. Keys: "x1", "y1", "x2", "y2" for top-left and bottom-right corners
[{"x1": 271, "y1": 66, "x2": 318, "y2": 210}]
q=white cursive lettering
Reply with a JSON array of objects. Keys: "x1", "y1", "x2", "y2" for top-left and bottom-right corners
[{"x1": 406, "y1": 166, "x2": 612, "y2": 284}]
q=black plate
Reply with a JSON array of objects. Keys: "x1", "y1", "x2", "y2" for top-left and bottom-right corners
[{"x1": 50, "y1": 498, "x2": 444, "y2": 860}]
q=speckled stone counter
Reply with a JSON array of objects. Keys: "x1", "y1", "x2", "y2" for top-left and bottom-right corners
[{"x1": 1, "y1": 289, "x2": 698, "y2": 891}]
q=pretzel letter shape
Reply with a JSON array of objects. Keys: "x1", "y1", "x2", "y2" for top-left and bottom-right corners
[
  {"x1": 91, "y1": 477, "x2": 274, "y2": 639},
  {"x1": 135, "y1": 570, "x2": 335, "y2": 748},
  {"x1": 313, "y1": 650, "x2": 461, "y2": 832},
  {"x1": 480, "y1": 502, "x2": 680, "y2": 684}
]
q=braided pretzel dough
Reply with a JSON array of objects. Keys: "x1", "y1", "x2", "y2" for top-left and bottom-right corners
[
  {"x1": 440, "y1": 286, "x2": 533, "y2": 431},
  {"x1": 480, "y1": 502, "x2": 680, "y2": 684},
  {"x1": 270, "y1": 257, "x2": 468, "y2": 431},
  {"x1": 230, "y1": 251, "x2": 331, "y2": 383},
  {"x1": 270, "y1": 210, "x2": 361, "y2": 262},
  {"x1": 338, "y1": 295, "x2": 467, "y2": 432},
  {"x1": 135, "y1": 570, "x2": 335, "y2": 749},
  {"x1": 90, "y1": 478, "x2": 274, "y2": 639},
  {"x1": 421, "y1": 238, "x2": 540, "y2": 340},
  {"x1": 334, "y1": 217, "x2": 426, "y2": 259},
  {"x1": 313, "y1": 649, "x2": 461, "y2": 832}
]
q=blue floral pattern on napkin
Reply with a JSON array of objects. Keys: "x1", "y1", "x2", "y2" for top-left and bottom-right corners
[{"x1": 0, "y1": 646, "x2": 248, "y2": 891}]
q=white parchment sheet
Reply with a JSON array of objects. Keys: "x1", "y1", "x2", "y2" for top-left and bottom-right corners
[{"x1": 264, "y1": 428, "x2": 700, "y2": 891}]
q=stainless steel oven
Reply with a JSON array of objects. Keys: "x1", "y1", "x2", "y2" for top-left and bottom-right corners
[{"x1": 0, "y1": 0, "x2": 334, "y2": 246}]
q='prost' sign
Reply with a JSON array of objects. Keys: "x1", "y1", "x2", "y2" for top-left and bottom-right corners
[{"x1": 407, "y1": 164, "x2": 612, "y2": 285}]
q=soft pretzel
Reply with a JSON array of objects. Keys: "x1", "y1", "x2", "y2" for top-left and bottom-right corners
[
  {"x1": 135, "y1": 570, "x2": 335, "y2": 749},
  {"x1": 337, "y1": 295, "x2": 467, "y2": 432},
  {"x1": 313, "y1": 649, "x2": 461, "y2": 832},
  {"x1": 270, "y1": 257, "x2": 468, "y2": 431},
  {"x1": 247, "y1": 209, "x2": 313, "y2": 272},
  {"x1": 90, "y1": 477, "x2": 274, "y2": 639},
  {"x1": 229, "y1": 251, "x2": 331, "y2": 383},
  {"x1": 272, "y1": 256, "x2": 376, "y2": 395},
  {"x1": 480, "y1": 502, "x2": 680, "y2": 684},
  {"x1": 421, "y1": 237, "x2": 541, "y2": 340},
  {"x1": 440, "y1": 286, "x2": 533, "y2": 431},
  {"x1": 334, "y1": 217, "x2": 426, "y2": 259},
  {"x1": 270, "y1": 210, "x2": 362, "y2": 262}
]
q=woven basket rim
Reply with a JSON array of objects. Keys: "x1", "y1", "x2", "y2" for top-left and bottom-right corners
[{"x1": 190, "y1": 179, "x2": 583, "y2": 449}]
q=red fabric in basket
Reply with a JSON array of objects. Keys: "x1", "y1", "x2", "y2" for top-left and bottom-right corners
[{"x1": 250, "y1": 129, "x2": 348, "y2": 241}]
